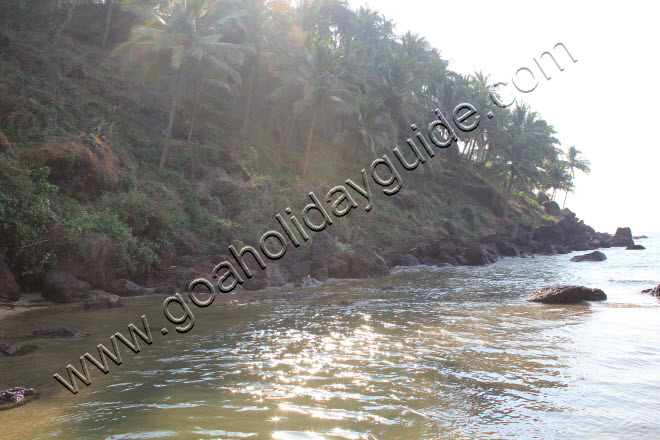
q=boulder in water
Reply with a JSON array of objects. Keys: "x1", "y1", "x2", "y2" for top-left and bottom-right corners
[
  {"x1": 642, "y1": 284, "x2": 660, "y2": 297},
  {"x1": 83, "y1": 290, "x2": 124, "y2": 310},
  {"x1": 1, "y1": 344, "x2": 38, "y2": 356},
  {"x1": 30, "y1": 328, "x2": 87, "y2": 338},
  {"x1": 570, "y1": 251, "x2": 607, "y2": 262},
  {"x1": 527, "y1": 285, "x2": 607, "y2": 304},
  {"x1": 0, "y1": 387, "x2": 39, "y2": 411},
  {"x1": 626, "y1": 244, "x2": 646, "y2": 250}
]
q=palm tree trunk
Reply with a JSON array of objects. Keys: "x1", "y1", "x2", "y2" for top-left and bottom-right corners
[
  {"x1": 503, "y1": 168, "x2": 516, "y2": 216},
  {"x1": 101, "y1": 0, "x2": 114, "y2": 49},
  {"x1": 187, "y1": 81, "x2": 199, "y2": 141},
  {"x1": 301, "y1": 106, "x2": 318, "y2": 179},
  {"x1": 158, "y1": 64, "x2": 184, "y2": 174},
  {"x1": 563, "y1": 190, "x2": 569, "y2": 209},
  {"x1": 240, "y1": 49, "x2": 260, "y2": 134},
  {"x1": 285, "y1": 116, "x2": 295, "y2": 152}
]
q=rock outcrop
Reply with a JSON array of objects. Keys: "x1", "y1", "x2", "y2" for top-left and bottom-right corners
[
  {"x1": 626, "y1": 244, "x2": 646, "y2": 250},
  {"x1": 527, "y1": 285, "x2": 607, "y2": 304},
  {"x1": 0, "y1": 387, "x2": 39, "y2": 411},
  {"x1": 107, "y1": 279, "x2": 149, "y2": 297},
  {"x1": 0, "y1": 259, "x2": 20, "y2": 302},
  {"x1": 542, "y1": 201, "x2": 561, "y2": 216},
  {"x1": 642, "y1": 284, "x2": 660, "y2": 297},
  {"x1": 570, "y1": 251, "x2": 607, "y2": 262},
  {"x1": 42, "y1": 271, "x2": 91, "y2": 303},
  {"x1": 84, "y1": 291, "x2": 124, "y2": 310}
]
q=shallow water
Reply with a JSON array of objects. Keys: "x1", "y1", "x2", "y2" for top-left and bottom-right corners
[{"x1": 1, "y1": 237, "x2": 659, "y2": 440}]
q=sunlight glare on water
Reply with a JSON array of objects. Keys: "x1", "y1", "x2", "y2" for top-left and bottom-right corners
[{"x1": 0, "y1": 237, "x2": 659, "y2": 439}]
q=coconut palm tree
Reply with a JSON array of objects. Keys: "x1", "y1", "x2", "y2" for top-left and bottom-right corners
[
  {"x1": 563, "y1": 145, "x2": 591, "y2": 208},
  {"x1": 120, "y1": 0, "x2": 246, "y2": 173},
  {"x1": 545, "y1": 161, "x2": 572, "y2": 201},
  {"x1": 279, "y1": 38, "x2": 353, "y2": 178}
]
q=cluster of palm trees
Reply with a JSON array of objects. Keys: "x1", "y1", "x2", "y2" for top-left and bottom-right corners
[{"x1": 116, "y1": 0, "x2": 590, "y2": 214}]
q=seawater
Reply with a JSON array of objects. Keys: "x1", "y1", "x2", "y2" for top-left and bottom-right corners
[{"x1": 0, "y1": 237, "x2": 658, "y2": 439}]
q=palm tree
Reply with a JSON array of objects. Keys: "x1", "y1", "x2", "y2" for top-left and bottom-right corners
[
  {"x1": 120, "y1": 0, "x2": 245, "y2": 173},
  {"x1": 563, "y1": 145, "x2": 590, "y2": 208},
  {"x1": 545, "y1": 161, "x2": 571, "y2": 201},
  {"x1": 279, "y1": 38, "x2": 353, "y2": 178},
  {"x1": 338, "y1": 91, "x2": 395, "y2": 159}
]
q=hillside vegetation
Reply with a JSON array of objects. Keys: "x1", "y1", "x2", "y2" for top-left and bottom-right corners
[{"x1": 0, "y1": 0, "x2": 590, "y2": 289}]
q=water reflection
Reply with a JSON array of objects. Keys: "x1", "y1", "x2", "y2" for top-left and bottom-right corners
[{"x1": 0, "y1": 241, "x2": 659, "y2": 439}]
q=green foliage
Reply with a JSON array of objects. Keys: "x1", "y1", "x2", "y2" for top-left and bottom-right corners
[{"x1": 0, "y1": 155, "x2": 59, "y2": 278}]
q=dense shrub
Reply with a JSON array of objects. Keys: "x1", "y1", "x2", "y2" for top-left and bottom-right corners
[{"x1": 0, "y1": 155, "x2": 60, "y2": 280}]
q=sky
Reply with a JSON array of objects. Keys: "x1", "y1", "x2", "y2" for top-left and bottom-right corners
[{"x1": 347, "y1": 0, "x2": 660, "y2": 234}]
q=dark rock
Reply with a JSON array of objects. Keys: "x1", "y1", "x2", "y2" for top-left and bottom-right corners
[
  {"x1": 642, "y1": 284, "x2": 660, "y2": 297},
  {"x1": 532, "y1": 225, "x2": 565, "y2": 244},
  {"x1": 1, "y1": 344, "x2": 38, "y2": 356},
  {"x1": 242, "y1": 262, "x2": 289, "y2": 291},
  {"x1": 108, "y1": 279, "x2": 149, "y2": 297},
  {"x1": 614, "y1": 227, "x2": 633, "y2": 240},
  {"x1": 391, "y1": 253, "x2": 420, "y2": 267},
  {"x1": 434, "y1": 251, "x2": 460, "y2": 266},
  {"x1": 527, "y1": 285, "x2": 607, "y2": 303},
  {"x1": 346, "y1": 246, "x2": 390, "y2": 278},
  {"x1": 568, "y1": 241, "x2": 590, "y2": 252},
  {"x1": 0, "y1": 387, "x2": 39, "y2": 411},
  {"x1": 42, "y1": 271, "x2": 90, "y2": 303},
  {"x1": 542, "y1": 244, "x2": 570, "y2": 255},
  {"x1": 0, "y1": 259, "x2": 20, "y2": 302},
  {"x1": 83, "y1": 291, "x2": 124, "y2": 310},
  {"x1": 311, "y1": 268, "x2": 328, "y2": 281},
  {"x1": 626, "y1": 244, "x2": 646, "y2": 250},
  {"x1": 542, "y1": 201, "x2": 561, "y2": 216},
  {"x1": 633, "y1": 235, "x2": 648, "y2": 240},
  {"x1": 537, "y1": 192, "x2": 550, "y2": 204},
  {"x1": 571, "y1": 251, "x2": 607, "y2": 262},
  {"x1": 310, "y1": 232, "x2": 341, "y2": 273},
  {"x1": 454, "y1": 254, "x2": 468, "y2": 265},
  {"x1": 465, "y1": 245, "x2": 497, "y2": 266},
  {"x1": 495, "y1": 238, "x2": 520, "y2": 257},
  {"x1": 30, "y1": 328, "x2": 87, "y2": 338},
  {"x1": 612, "y1": 227, "x2": 634, "y2": 247}
]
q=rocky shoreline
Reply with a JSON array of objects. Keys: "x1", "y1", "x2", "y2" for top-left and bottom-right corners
[
  {"x1": 1, "y1": 208, "x2": 656, "y2": 411},
  {"x1": 0, "y1": 208, "x2": 650, "y2": 308}
]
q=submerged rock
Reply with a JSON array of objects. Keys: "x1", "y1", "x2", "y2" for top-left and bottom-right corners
[
  {"x1": 1, "y1": 344, "x2": 38, "y2": 356},
  {"x1": 570, "y1": 251, "x2": 607, "y2": 262},
  {"x1": 83, "y1": 290, "x2": 124, "y2": 310},
  {"x1": 30, "y1": 328, "x2": 87, "y2": 338},
  {"x1": 0, "y1": 387, "x2": 39, "y2": 411},
  {"x1": 527, "y1": 285, "x2": 607, "y2": 304},
  {"x1": 626, "y1": 244, "x2": 646, "y2": 250},
  {"x1": 42, "y1": 271, "x2": 90, "y2": 303}
]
